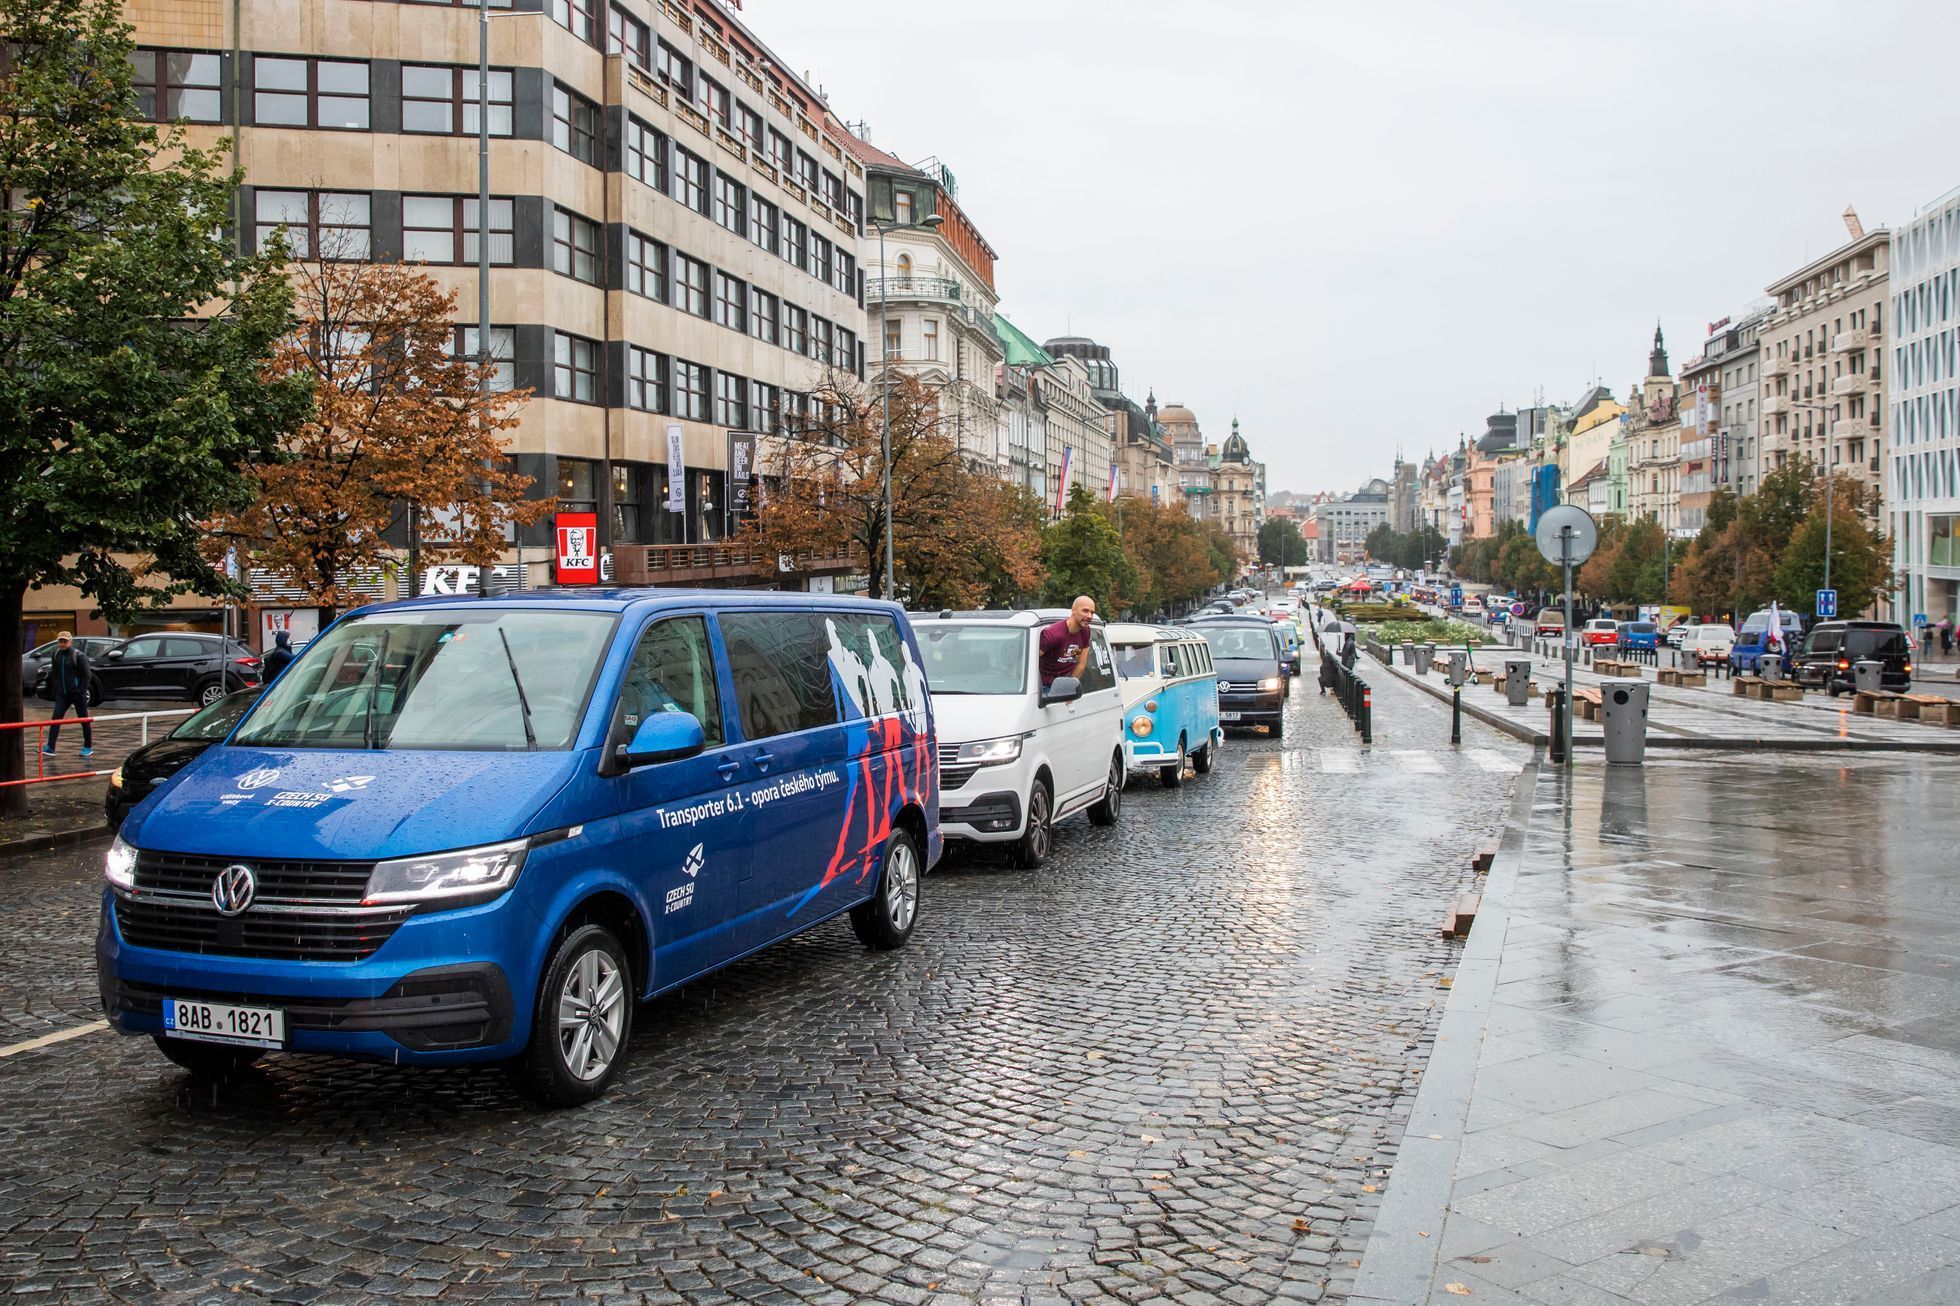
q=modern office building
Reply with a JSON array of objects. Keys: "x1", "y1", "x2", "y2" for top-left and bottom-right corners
[
  {"x1": 124, "y1": 0, "x2": 873, "y2": 619},
  {"x1": 1889, "y1": 184, "x2": 1960, "y2": 626}
]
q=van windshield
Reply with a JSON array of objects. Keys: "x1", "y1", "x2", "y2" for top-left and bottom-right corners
[
  {"x1": 919, "y1": 624, "x2": 1029, "y2": 695},
  {"x1": 1200, "y1": 627, "x2": 1276, "y2": 661},
  {"x1": 233, "y1": 608, "x2": 614, "y2": 751}
]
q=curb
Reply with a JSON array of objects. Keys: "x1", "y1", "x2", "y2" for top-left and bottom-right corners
[
  {"x1": 1350, "y1": 758, "x2": 1542, "y2": 1303},
  {"x1": 0, "y1": 822, "x2": 112, "y2": 862},
  {"x1": 1368, "y1": 653, "x2": 1960, "y2": 755}
]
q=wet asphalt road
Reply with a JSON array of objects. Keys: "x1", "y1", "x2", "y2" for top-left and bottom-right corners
[{"x1": 0, "y1": 664, "x2": 1527, "y2": 1304}]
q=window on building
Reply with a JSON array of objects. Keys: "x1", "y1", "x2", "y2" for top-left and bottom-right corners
[
  {"x1": 550, "y1": 0, "x2": 596, "y2": 43},
  {"x1": 253, "y1": 57, "x2": 369, "y2": 129},
  {"x1": 673, "y1": 359, "x2": 708, "y2": 420},
  {"x1": 835, "y1": 249, "x2": 856, "y2": 297},
  {"x1": 893, "y1": 190, "x2": 913, "y2": 225},
  {"x1": 794, "y1": 150, "x2": 819, "y2": 193},
  {"x1": 712, "y1": 172, "x2": 745, "y2": 235},
  {"x1": 671, "y1": 147, "x2": 708, "y2": 214},
  {"x1": 554, "y1": 333, "x2": 598, "y2": 403},
  {"x1": 835, "y1": 326, "x2": 856, "y2": 371},
  {"x1": 401, "y1": 195, "x2": 514, "y2": 265},
  {"x1": 822, "y1": 169, "x2": 844, "y2": 212},
  {"x1": 782, "y1": 216, "x2": 806, "y2": 271},
  {"x1": 624, "y1": 117, "x2": 666, "y2": 190},
  {"x1": 551, "y1": 83, "x2": 600, "y2": 164},
  {"x1": 625, "y1": 232, "x2": 666, "y2": 301},
  {"x1": 749, "y1": 379, "x2": 777, "y2": 435},
  {"x1": 552, "y1": 209, "x2": 600, "y2": 283},
  {"x1": 894, "y1": 252, "x2": 912, "y2": 280},
  {"x1": 674, "y1": 254, "x2": 709, "y2": 317},
  {"x1": 606, "y1": 5, "x2": 649, "y2": 68},
  {"x1": 130, "y1": 49, "x2": 222, "y2": 123},
  {"x1": 922, "y1": 318, "x2": 939, "y2": 361},
  {"x1": 750, "y1": 288, "x2": 778, "y2": 345},
  {"x1": 626, "y1": 346, "x2": 666, "y2": 413},
  {"x1": 450, "y1": 325, "x2": 516, "y2": 391},
  {"x1": 714, "y1": 271, "x2": 746, "y2": 332},
  {"x1": 655, "y1": 39, "x2": 691, "y2": 95},
  {"x1": 697, "y1": 74, "x2": 730, "y2": 129},
  {"x1": 737, "y1": 103, "x2": 763, "y2": 153},
  {"x1": 716, "y1": 371, "x2": 745, "y2": 426},
  {"x1": 401, "y1": 65, "x2": 512, "y2": 136},
  {"x1": 748, "y1": 195, "x2": 778, "y2": 254},
  {"x1": 254, "y1": 189, "x2": 370, "y2": 259},
  {"x1": 809, "y1": 315, "x2": 831, "y2": 364},
  {"x1": 767, "y1": 128, "x2": 792, "y2": 178},
  {"x1": 782, "y1": 304, "x2": 808, "y2": 356},
  {"x1": 808, "y1": 233, "x2": 832, "y2": 284},
  {"x1": 883, "y1": 317, "x2": 901, "y2": 360}
]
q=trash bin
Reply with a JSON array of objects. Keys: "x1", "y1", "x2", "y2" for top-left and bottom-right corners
[
  {"x1": 1853, "y1": 659, "x2": 1883, "y2": 695},
  {"x1": 1759, "y1": 653, "x2": 1783, "y2": 683},
  {"x1": 1415, "y1": 643, "x2": 1434, "y2": 675},
  {"x1": 1446, "y1": 652, "x2": 1468, "y2": 687},
  {"x1": 1505, "y1": 657, "x2": 1532, "y2": 707},
  {"x1": 1601, "y1": 681, "x2": 1650, "y2": 766},
  {"x1": 1401, "y1": 641, "x2": 1416, "y2": 666}
]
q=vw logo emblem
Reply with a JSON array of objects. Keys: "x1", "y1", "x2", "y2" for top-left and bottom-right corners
[
  {"x1": 212, "y1": 864, "x2": 256, "y2": 916},
  {"x1": 236, "y1": 767, "x2": 280, "y2": 790}
]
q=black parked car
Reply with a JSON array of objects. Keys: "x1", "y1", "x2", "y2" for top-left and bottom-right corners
[
  {"x1": 1191, "y1": 620, "x2": 1288, "y2": 737},
  {"x1": 104, "y1": 688, "x2": 261, "y2": 829},
  {"x1": 24, "y1": 636, "x2": 120, "y2": 698},
  {"x1": 85, "y1": 633, "x2": 262, "y2": 707},
  {"x1": 1793, "y1": 621, "x2": 1912, "y2": 695}
]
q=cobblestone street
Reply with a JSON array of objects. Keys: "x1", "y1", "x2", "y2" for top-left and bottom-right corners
[{"x1": 0, "y1": 670, "x2": 1526, "y2": 1304}]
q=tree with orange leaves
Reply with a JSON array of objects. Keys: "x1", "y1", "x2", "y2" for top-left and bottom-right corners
[
  {"x1": 741, "y1": 369, "x2": 1044, "y2": 608},
  {"x1": 211, "y1": 253, "x2": 549, "y2": 624}
]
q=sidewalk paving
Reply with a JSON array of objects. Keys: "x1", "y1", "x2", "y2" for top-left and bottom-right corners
[
  {"x1": 1354, "y1": 754, "x2": 1960, "y2": 1304},
  {"x1": 1373, "y1": 643, "x2": 1960, "y2": 751}
]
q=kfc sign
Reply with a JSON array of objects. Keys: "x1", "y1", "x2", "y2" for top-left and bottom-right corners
[{"x1": 555, "y1": 511, "x2": 600, "y2": 585}]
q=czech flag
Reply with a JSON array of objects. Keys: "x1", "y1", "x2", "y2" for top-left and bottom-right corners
[{"x1": 1055, "y1": 445, "x2": 1074, "y2": 515}]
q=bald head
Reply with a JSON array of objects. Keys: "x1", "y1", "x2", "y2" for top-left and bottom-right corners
[{"x1": 1068, "y1": 595, "x2": 1096, "y2": 632}]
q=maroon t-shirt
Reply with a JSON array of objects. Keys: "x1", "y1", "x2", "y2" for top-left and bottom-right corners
[{"x1": 1039, "y1": 619, "x2": 1088, "y2": 685}]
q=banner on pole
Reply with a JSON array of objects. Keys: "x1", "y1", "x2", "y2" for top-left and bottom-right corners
[{"x1": 665, "y1": 426, "x2": 685, "y2": 512}]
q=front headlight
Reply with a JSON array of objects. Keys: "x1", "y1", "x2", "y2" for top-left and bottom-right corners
[
  {"x1": 955, "y1": 735, "x2": 1023, "y2": 767},
  {"x1": 105, "y1": 834, "x2": 137, "y2": 890},
  {"x1": 1130, "y1": 714, "x2": 1154, "y2": 738},
  {"x1": 109, "y1": 766, "x2": 124, "y2": 790},
  {"x1": 1259, "y1": 677, "x2": 1283, "y2": 691},
  {"x1": 363, "y1": 837, "x2": 530, "y2": 906}
]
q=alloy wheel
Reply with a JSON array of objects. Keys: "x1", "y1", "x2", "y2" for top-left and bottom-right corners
[{"x1": 556, "y1": 947, "x2": 625, "y2": 1082}]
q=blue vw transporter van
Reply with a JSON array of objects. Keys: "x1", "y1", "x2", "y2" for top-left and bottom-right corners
[{"x1": 98, "y1": 592, "x2": 939, "y2": 1106}]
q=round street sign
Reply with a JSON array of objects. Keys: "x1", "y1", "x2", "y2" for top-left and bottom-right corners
[{"x1": 1535, "y1": 504, "x2": 1599, "y2": 567}]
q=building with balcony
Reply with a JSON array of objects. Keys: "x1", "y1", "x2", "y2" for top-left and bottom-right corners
[
  {"x1": 1759, "y1": 210, "x2": 1889, "y2": 519},
  {"x1": 1625, "y1": 327, "x2": 1684, "y2": 534},
  {"x1": 992, "y1": 318, "x2": 1112, "y2": 517},
  {"x1": 1889, "y1": 184, "x2": 1960, "y2": 627},
  {"x1": 851, "y1": 142, "x2": 1005, "y2": 475},
  {"x1": 1045, "y1": 342, "x2": 1175, "y2": 509},
  {"x1": 91, "y1": 0, "x2": 877, "y2": 631}
]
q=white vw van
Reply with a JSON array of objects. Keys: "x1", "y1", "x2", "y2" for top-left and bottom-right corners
[{"x1": 913, "y1": 610, "x2": 1125, "y2": 868}]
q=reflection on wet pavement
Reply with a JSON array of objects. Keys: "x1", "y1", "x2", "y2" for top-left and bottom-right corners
[{"x1": 1381, "y1": 754, "x2": 1960, "y2": 1304}]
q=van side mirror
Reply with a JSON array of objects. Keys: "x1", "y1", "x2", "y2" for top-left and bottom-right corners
[
  {"x1": 617, "y1": 712, "x2": 706, "y2": 768},
  {"x1": 1040, "y1": 675, "x2": 1081, "y2": 706}
]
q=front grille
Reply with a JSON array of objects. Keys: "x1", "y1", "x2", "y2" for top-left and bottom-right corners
[
  {"x1": 941, "y1": 763, "x2": 981, "y2": 790},
  {"x1": 114, "y1": 896, "x2": 412, "y2": 963},
  {"x1": 134, "y1": 850, "x2": 372, "y2": 903}
]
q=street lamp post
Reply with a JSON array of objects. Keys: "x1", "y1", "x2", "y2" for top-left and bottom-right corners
[{"x1": 873, "y1": 212, "x2": 942, "y2": 602}]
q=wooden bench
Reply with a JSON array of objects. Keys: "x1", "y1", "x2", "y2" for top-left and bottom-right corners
[
  {"x1": 1595, "y1": 659, "x2": 1643, "y2": 678},
  {"x1": 1573, "y1": 686, "x2": 1604, "y2": 721},
  {"x1": 1760, "y1": 682, "x2": 1804, "y2": 703},
  {"x1": 1873, "y1": 694, "x2": 1921, "y2": 720},
  {"x1": 1656, "y1": 666, "x2": 1708, "y2": 687},
  {"x1": 1733, "y1": 675, "x2": 1762, "y2": 697},
  {"x1": 1914, "y1": 697, "x2": 1960, "y2": 727},
  {"x1": 1853, "y1": 689, "x2": 1901, "y2": 716},
  {"x1": 1442, "y1": 891, "x2": 1481, "y2": 939}
]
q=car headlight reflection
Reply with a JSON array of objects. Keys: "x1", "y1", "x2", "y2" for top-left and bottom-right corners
[
  {"x1": 1259, "y1": 677, "x2": 1283, "y2": 691},
  {"x1": 105, "y1": 834, "x2": 137, "y2": 890},
  {"x1": 955, "y1": 735, "x2": 1022, "y2": 767},
  {"x1": 363, "y1": 838, "x2": 530, "y2": 906}
]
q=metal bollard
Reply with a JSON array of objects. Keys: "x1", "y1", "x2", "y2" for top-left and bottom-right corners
[
  {"x1": 1359, "y1": 682, "x2": 1372, "y2": 744},
  {"x1": 1546, "y1": 687, "x2": 1567, "y2": 763}
]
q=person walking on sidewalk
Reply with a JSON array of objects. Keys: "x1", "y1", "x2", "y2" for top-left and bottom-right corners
[
  {"x1": 43, "y1": 632, "x2": 94, "y2": 759},
  {"x1": 261, "y1": 630, "x2": 298, "y2": 683},
  {"x1": 1940, "y1": 616, "x2": 1953, "y2": 658}
]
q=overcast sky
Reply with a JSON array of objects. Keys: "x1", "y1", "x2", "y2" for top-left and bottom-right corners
[{"x1": 748, "y1": 0, "x2": 1960, "y2": 496}]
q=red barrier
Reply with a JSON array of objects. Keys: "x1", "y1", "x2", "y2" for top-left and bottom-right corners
[{"x1": 0, "y1": 709, "x2": 192, "y2": 789}]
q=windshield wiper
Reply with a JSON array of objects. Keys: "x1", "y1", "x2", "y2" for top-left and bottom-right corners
[
  {"x1": 498, "y1": 627, "x2": 538, "y2": 750},
  {"x1": 363, "y1": 630, "x2": 391, "y2": 750}
]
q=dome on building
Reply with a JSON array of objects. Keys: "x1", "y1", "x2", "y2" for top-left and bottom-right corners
[
  {"x1": 1219, "y1": 417, "x2": 1250, "y2": 463},
  {"x1": 1156, "y1": 403, "x2": 1200, "y2": 429}
]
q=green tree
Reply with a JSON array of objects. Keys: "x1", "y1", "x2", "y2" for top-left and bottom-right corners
[
  {"x1": 1260, "y1": 516, "x2": 1307, "y2": 568},
  {"x1": 1042, "y1": 484, "x2": 1138, "y2": 612},
  {"x1": 0, "y1": 0, "x2": 310, "y2": 812},
  {"x1": 1364, "y1": 521, "x2": 1395, "y2": 562},
  {"x1": 1771, "y1": 477, "x2": 1889, "y2": 615}
]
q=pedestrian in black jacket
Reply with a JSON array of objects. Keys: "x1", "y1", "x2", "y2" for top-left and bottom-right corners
[
  {"x1": 43, "y1": 632, "x2": 93, "y2": 758},
  {"x1": 261, "y1": 630, "x2": 297, "y2": 683}
]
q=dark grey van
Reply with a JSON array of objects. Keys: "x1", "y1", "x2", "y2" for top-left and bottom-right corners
[{"x1": 1794, "y1": 621, "x2": 1912, "y2": 695}]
